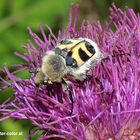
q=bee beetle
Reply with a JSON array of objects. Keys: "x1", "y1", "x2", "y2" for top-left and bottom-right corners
[{"x1": 30, "y1": 38, "x2": 105, "y2": 114}]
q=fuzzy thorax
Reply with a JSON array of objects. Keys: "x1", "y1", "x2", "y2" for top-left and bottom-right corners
[{"x1": 41, "y1": 51, "x2": 67, "y2": 82}]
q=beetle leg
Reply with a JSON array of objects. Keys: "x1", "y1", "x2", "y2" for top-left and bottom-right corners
[{"x1": 62, "y1": 79, "x2": 74, "y2": 115}]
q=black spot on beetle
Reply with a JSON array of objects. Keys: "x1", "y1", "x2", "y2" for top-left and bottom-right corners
[
  {"x1": 66, "y1": 51, "x2": 77, "y2": 67},
  {"x1": 85, "y1": 42, "x2": 96, "y2": 55},
  {"x1": 66, "y1": 56, "x2": 77, "y2": 67},
  {"x1": 79, "y1": 48, "x2": 90, "y2": 62},
  {"x1": 60, "y1": 39, "x2": 72, "y2": 45}
]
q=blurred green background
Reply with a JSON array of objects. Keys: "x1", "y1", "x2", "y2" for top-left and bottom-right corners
[{"x1": 0, "y1": 0, "x2": 140, "y2": 139}]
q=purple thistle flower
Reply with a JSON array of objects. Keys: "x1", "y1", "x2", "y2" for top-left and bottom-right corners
[{"x1": 0, "y1": 3, "x2": 140, "y2": 140}]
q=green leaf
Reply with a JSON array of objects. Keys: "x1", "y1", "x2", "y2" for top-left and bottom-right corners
[
  {"x1": 0, "y1": 0, "x2": 78, "y2": 32},
  {"x1": 0, "y1": 0, "x2": 5, "y2": 19}
]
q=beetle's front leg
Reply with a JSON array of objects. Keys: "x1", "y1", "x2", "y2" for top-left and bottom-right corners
[
  {"x1": 61, "y1": 79, "x2": 74, "y2": 115},
  {"x1": 29, "y1": 67, "x2": 41, "y2": 73}
]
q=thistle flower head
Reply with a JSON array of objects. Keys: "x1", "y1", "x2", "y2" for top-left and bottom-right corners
[{"x1": 0, "y1": 3, "x2": 140, "y2": 140}]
